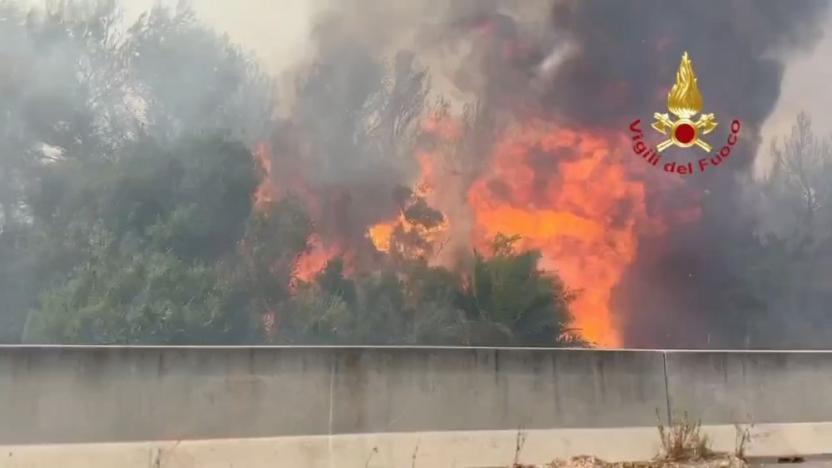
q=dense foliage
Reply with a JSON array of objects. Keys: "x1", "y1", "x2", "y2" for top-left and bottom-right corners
[
  {"x1": 3, "y1": 2, "x2": 829, "y2": 349},
  {"x1": 0, "y1": 2, "x2": 582, "y2": 347}
]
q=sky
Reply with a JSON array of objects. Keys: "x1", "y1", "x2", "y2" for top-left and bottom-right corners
[{"x1": 114, "y1": 0, "x2": 316, "y2": 72}]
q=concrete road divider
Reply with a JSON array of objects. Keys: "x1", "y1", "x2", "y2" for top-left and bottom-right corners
[{"x1": 1, "y1": 346, "x2": 831, "y2": 467}]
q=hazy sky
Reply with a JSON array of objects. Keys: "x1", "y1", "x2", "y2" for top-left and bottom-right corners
[
  {"x1": 17, "y1": 0, "x2": 832, "y2": 175},
  {"x1": 123, "y1": 0, "x2": 317, "y2": 71}
]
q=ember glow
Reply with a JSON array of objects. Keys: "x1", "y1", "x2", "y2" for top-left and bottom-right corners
[
  {"x1": 367, "y1": 210, "x2": 449, "y2": 260},
  {"x1": 368, "y1": 221, "x2": 396, "y2": 253},
  {"x1": 294, "y1": 234, "x2": 342, "y2": 282}
]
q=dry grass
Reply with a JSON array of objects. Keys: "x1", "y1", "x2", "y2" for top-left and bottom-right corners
[
  {"x1": 531, "y1": 413, "x2": 748, "y2": 468},
  {"x1": 656, "y1": 412, "x2": 712, "y2": 462}
]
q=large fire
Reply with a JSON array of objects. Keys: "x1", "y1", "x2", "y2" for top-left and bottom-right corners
[
  {"x1": 467, "y1": 122, "x2": 651, "y2": 347},
  {"x1": 255, "y1": 108, "x2": 659, "y2": 347},
  {"x1": 365, "y1": 109, "x2": 651, "y2": 346}
]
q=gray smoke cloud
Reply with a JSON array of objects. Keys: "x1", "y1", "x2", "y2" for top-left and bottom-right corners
[
  {"x1": 266, "y1": 8, "x2": 428, "y2": 259},
  {"x1": 263, "y1": 0, "x2": 832, "y2": 347},
  {"x1": 536, "y1": 0, "x2": 831, "y2": 347},
  {"x1": 3, "y1": 0, "x2": 831, "y2": 347},
  {"x1": 264, "y1": 0, "x2": 558, "y2": 264}
]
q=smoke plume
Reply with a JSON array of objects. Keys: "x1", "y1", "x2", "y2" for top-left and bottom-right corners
[
  {"x1": 537, "y1": 0, "x2": 829, "y2": 347},
  {"x1": 274, "y1": 0, "x2": 831, "y2": 347},
  {"x1": 4, "y1": 0, "x2": 831, "y2": 347}
]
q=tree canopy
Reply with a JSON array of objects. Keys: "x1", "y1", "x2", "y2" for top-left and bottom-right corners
[{"x1": 0, "y1": 1, "x2": 584, "y2": 348}]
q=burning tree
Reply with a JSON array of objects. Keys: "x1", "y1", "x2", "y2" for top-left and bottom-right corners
[
  {"x1": 6, "y1": 0, "x2": 830, "y2": 349},
  {"x1": 5, "y1": 1, "x2": 586, "y2": 348}
]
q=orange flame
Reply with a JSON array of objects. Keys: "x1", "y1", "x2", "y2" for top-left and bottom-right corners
[
  {"x1": 468, "y1": 122, "x2": 651, "y2": 347},
  {"x1": 294, "y1": 234, "x2": 342, "y2": 283},
  {"x1": 251, "y1": 143, "x2": 342, "y2": 287},
  {"x1": 368, "y1": 220, "x2": 397, "y2": 253},
  {"x1": 258, "y1": 101, "x2": 671, "y2": 348},
  {"x1": 367, "y1": 211, "x2": 449, "y2": 260},
  {"x1": 367, "y1": 115, "x2": 454, "y2": 261}
]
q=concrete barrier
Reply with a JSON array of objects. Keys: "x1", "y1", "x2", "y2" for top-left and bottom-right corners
[
  {"x1": 665, "y1": 350, "x2": 832, "y2": 424},
  {"x1": 4, "y1": 423, "x2": 832, "y2": 468},
  {"x1": 1, "y1": 346, "x2": 831, "y2": 467},
  {"x1": 0, "y1": 346, "x2": 669, "y2": 444}
]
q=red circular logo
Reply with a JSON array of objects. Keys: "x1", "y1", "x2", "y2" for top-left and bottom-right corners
[{"x1": 674, "y1": 123, "x2": 696, "y2": 144}]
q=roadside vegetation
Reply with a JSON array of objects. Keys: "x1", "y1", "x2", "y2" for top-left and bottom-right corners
[{"x1": 510, "y1": 414, "x2": 751, "y2": 468}]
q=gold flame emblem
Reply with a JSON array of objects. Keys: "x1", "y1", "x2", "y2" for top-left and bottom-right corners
[{"x1": 652, "y1": 52, "x2": 717, "y2": 152}]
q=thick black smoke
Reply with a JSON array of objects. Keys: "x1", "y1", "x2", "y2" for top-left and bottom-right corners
[
  {"x1": 540, "y1": 0, "x2": 830, "y2": 347},
  {"x1": 547, "y1": 1, "x2": 827, "y2": 129}
]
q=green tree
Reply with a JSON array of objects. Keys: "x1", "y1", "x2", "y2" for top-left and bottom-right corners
[
  {"x1": 402, "y1": 262, "x2": 468, "y2": 345},
  {"x1": 460, "y1": 234, "x2": 579, "y2": 346},
  {"x1": 0, "y1": 1, "x2": 131, "y2": 231},
  {"x1": 764, "y1": 112, "x2": 832, "y2": 240},
  {"x1": 744, "y1": 112, "x2": 832, "y2": 348},
  {"x1": 240, "y1": 196, "x2": 313, "y2": 338},
  {"x1": 1, "y1": 2, "x2": 588, "y2": 349},
  {"x1": 0, "y1": 1, "x2": 279, "y2": 343},
  {"x1": 27, "y1": 136, "x2": 256, "y2": 257},
  {"x1": 23, "y1": 134, "x2": 265, "y2": 344},
  {"x1": 272, "y1": 236, "x2": 584, "y2": 348},
  {"x1": 25, "y1": 227, "x2": 248, "y2": 344},
  {"x1": 125, "y1": 3, "x2": 275, "y2": 144}
]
